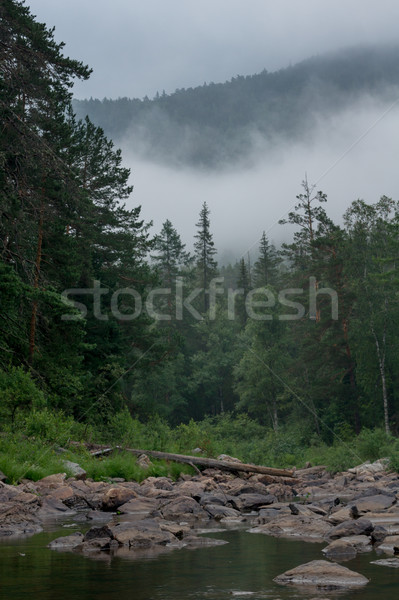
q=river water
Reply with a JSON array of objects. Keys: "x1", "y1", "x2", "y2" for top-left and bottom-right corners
[{"x1": 0, "y1": 525, "x2": 398, "y2": 599}]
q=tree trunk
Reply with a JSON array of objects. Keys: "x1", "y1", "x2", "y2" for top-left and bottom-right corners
[
  {"x1": 371, "y1": 319, "x2": 390, "y2": 435},
  {"x1": 91, "y1": 446, "x2": 295, "y2": 477},
  {"x1": 29, "y1": 194, "x2": 44, "y2": 364}
]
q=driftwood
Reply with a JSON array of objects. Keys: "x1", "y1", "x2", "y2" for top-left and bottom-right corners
[{"x1": 88, "y1": 445, "x2": 294, "y2": 477}]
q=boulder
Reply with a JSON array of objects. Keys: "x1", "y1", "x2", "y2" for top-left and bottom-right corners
[
  {"x1": 141, "y1": 477, "x2": 173, "y2": 491},
  {"x1": 338, "y1": 535, "x2": 372, "y2": 552},
  {"x1": 328, "y1": 507, "x2": 353, "y2": 525},
  {"x1": 84, "y1": 525, "x2": 113, "y2": 541},
  {"x1": 48, "y1": 533, "x2": 83, "y2": 549},
  {"x1": 136, "y1": 454, "x2": 153, "y2": 470},
  {"x1": 230, "y1": 493, "x2": 276, "y2": 511},
  {"x1": 117, "y1": 497, "x2": 159, "y2": 518},
  {"x1": 110, "y1": 519, "x2": 174, "y2": 548},
  {"x1": 322, "y1": 539, "x2": 357, "y2": 561},
  {"x1": 101, "y1": 487, "x2": 138, "y2": 511},
  {"x1": 257, "y1": 506, "x2": 291, "y2": 523},
  {"x1": 250, "y1": 516, "x2": 332, "y2": 542},
  {"x1": 35, "y1": 473, "x2": 67, "y2": 489},
  {"x1": 274, "y1": 560, "x2": 369, "y2": 589},
  {"x1": 348, "y1": 459, "x2": 388, "y2": 477},
  {"x1": 198, "y1": 493, "x2": 231, "y2": 507},
  {"x1": 205, "y1": 504, "x2": 240, "y2": 520},
  {"x1": 376, "y1": 535, "x2": 399, "y2": 554},
  {"x1": 0, "y1": 502, "x2": 42, "y2": 537},
  {"x1": 326, "y1": 518, "x2": 374, "y2": 540},
  {"x1": 159, "y1": 521, "x2": 190, "y2": 539},
  {"x1": 371, "y1": 525, "x2": 389, "y2": 544},
  {"x1": 36, "y1": 497, "x2": 75, "y2": 517},
  {"x1": 350, "y1": 494, "x2": 395, "y2": 513},
  {"x1": 62, "y1": 461, "x2": 87, "y2": 481},
  {"x1": 160, "y1": 496, "x2": 209, "y2": 522},
  {"x1": 176, "y1": 478, "x2": 216, "y2": 497}
]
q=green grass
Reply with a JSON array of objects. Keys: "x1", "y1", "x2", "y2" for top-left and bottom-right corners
[
  {"x1": 1, "y1": 409, "x2": 399, "y2": 484},
  {"x1": 0, "y1": 433, "x2": 195, "y2": 485}
]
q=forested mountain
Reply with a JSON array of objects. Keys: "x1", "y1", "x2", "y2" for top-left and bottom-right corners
[
  {"x1": 2, "y1": 1, "x2": 399, "y2": 455},
  {"x1": 73, "y1": 45, "x2": 399, "y2": 168}
]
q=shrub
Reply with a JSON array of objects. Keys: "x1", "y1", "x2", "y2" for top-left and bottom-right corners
[{"x1": 0, "y1": 366, "x2": 45, "y2": 424}]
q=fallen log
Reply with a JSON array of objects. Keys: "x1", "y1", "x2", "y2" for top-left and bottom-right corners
[{"x1": 111, "y1": 447, "x2": 294, "y2": 477}]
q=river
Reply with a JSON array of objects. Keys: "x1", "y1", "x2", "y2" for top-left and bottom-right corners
[{"x1": 0, "y1": 525, "x2": 398, "y2": 599}]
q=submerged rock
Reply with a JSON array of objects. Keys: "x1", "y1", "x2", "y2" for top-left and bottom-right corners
[
  {"x1": 274, "y1": 559, "x2": 369, "y2": 589},
  {"x1": 48, "y1": 533, "x2": 83, "y2": 549},
  {"x1": 322, "y1": 539, "x2": 357, "y2": 561},
  {"x1": 370, "y1": 558, "x2": 399, "y2": 568}
]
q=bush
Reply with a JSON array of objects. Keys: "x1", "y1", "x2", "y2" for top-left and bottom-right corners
[
  {"x1": 0, "y1": 366, "x2": 45, "y2": 424},
  {"x1": 21, "y1": 408, "x2": 89, "y2": 446}
]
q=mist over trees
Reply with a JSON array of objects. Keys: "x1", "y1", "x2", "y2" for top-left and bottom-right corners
[
  {"x1": 73, "y1": 44, "x2": 399, "y2": 168},
  {"x1": 1, "y1": 1, "x2": 399, "y2": 453}
]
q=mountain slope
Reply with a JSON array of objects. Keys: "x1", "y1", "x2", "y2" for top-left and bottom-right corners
[{"x1": 73, "y1": 45, "x2": 399, "y2": 168}]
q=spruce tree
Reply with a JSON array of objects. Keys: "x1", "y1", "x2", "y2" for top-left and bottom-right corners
[
  {"x1": 193, "y1": 202, "x2": 217, "y2": 312},
  {"x1": 253, "y1": 232, "x2": 280, "y2": 287}
]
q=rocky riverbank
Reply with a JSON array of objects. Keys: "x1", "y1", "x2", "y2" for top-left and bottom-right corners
[{"x1": 1, "y1": 456, "x2": 399, "y2": 588}]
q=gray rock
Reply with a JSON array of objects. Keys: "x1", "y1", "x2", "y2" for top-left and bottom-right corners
[
  {"x1": 322, "y1": 539, "x2": 357, "y2": 561},
  {"x1": 101, "y1": 487, "x2": 138, "y2": 511},
  {"x1": 110, "y1": 519, "x2": 174, "y2": 548},
  {"x1": 371, "y1": 525, "x2": 389, "y2": 544},
  {"x1": 274, "y1": 559, "x2": 369, "y2": 589},
  {"x1": 326, "y1": 518, "x2": 374, "y2": 540},
  {"x1": 370, "y1": 558, "x2": 399, "y2": 568},
  {"x1": 205, "y1": 504, "x2": 240, "y2": 520},
  {"x1": 339, "y1": 535, "x2": 372, "y2": 552},
  {"x1": 62, "y1": 461, "x2": 87, "y2": 481},
  {"x1": 137, "y1": 454, "x2": 153, "y2": 470},
  {"x1": 230, "y1": 493, "x2": 276, "y2": 511},
  {"x1": 160, "y1": 496, "x2": 209, "y2": 522},
  {"x1": 217, "y1": 454, "x2": 242, "y2": 463},
  {"x1": 169, "y1": 535, "x2": 228, "y2": 549},
  {"x1": 48, "y1": 533, "x2": 83, "y2": 549},
  {"x1": 84, "y1": 525, "x2": 113, "y2": 542},
  {"x1": 376, "y1": 534, "x2": 399, "y2": 554},
  {"x1": 250, "y1": 516, "x2": 332, "y2": 542},
  {"x1": 350, "y1": 494, "x2": 395, "y2": 513},
  {"x1": 0, "y1": 501, "x2": 43, "y2": 537}
]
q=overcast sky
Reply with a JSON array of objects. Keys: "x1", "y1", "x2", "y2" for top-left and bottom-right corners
[
  {"x1": 27, "y1": 0, "x2": 399, "y2": 100},
  {"x1": 24, "y1": 1, "x2": 399, "y2": 260}
]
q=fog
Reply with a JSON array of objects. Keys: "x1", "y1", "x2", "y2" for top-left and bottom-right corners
[
  {"x1": 122, "y1": 96, "x2": 399, "y2": 264},
  {"x1": 27, "y1": 0, "x2": 399, "y2": 99}
]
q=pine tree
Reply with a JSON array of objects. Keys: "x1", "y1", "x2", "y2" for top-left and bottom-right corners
[
  {"x1": 152, "y1": 220, "x2": 191, "y2": 286},
  {"x1": 193, "y1": 202, "x2": 217, "y2": 312},
  {"x1": 253, "y1": 232, "x2": 280, "y2": 287}
]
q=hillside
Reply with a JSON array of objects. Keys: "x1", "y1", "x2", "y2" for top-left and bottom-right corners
[{"x1": 73, "y1": 45, "x2": 399, "y2": 168}]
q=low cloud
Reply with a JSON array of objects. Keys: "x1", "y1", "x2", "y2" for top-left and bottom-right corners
[{"x1": 122, "y1": 95, "x2": 399, "y2": 264}]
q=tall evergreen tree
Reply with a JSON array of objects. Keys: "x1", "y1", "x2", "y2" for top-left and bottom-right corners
[
  {"x1": 253, "y1": 232, "x2": 280, "y2": 287},
  {"x1": 193, "y1": 202, "x2": 217, "y2": 312}
]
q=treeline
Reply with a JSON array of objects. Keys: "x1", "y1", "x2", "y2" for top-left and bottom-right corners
[
  {"x1": 1, "y1": 2, "x2": 399, "y2": 443},
  {"x1": 73, "y1": 44, "x2": 399, "y2": 168}
]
